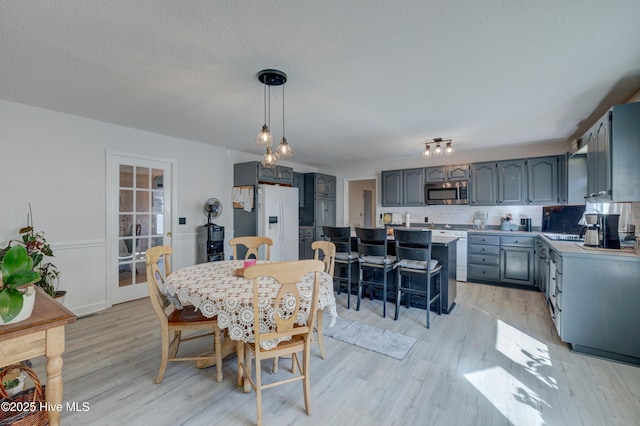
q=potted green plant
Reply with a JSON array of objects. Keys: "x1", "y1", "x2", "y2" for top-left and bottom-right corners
[
  {"x1": 1, "y1": 225, "x2": 64, "y2": 301},
  {"x1": 0, "y1": 245, "x2": 41, "y2": 324}
]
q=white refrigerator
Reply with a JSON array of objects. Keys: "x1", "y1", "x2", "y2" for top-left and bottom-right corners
[{"x1": 256, "y1": 185, "x2": 299, "y2": 261}]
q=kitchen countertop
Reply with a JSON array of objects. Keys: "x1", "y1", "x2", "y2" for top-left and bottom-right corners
[{"x1": 467, "y1": 228, "x2": 639, "y2": 261}]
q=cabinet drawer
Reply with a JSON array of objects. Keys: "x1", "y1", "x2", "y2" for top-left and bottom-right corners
[
  {"x1": 501, "y1": 236, "x2": 534, "y2": 247},
  {"x1": 469, "y1": 254, "x2": 500, "y2": 265},
  {"x1": 469, "y1": 234, "x2": 500, "y2": 245},
  {"x1": 469, "y1": 264, "x2": 500, "y2": 281},
  {"x1": 469, "y1": 244, "x2": 500, "y2": 255}
]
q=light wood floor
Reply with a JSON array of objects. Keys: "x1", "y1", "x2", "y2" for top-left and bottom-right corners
[{"x1": 30, "y1": 282, "x2": 640, "y2": 425}]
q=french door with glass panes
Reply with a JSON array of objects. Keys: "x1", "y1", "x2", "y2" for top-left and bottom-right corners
[{"x1": 110, "y1": 154, "x2": 172, "y2": 303}]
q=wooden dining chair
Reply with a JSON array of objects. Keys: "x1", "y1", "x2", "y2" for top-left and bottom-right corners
[
  {"x1": 311, "y1": 241, "x2": 335, "y2": 359},
  {"x1": 273, "y1": 241, "x2": 335, "y2": 371},
  {"x1": 239, "y1": 259, "x2": 325, "y2": 426},
  {"x1": 229, "y1": 236, "x2": 273, "y2": 260},
  {"x1": 145, "y1": 246, "x2": 225, "y2": 383}
]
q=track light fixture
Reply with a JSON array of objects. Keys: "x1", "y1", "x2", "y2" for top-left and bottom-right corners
[{"x1": 422, "y1": 138, "x2": 454, "y2": 159}]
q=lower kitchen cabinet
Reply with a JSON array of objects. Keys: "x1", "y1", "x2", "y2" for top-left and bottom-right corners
[
  {"x1": 500, "y1": 236, "x2": 535, "y2": 286},
  {"x1": 298, "y1": 228, "x2": 313, "y2": 259},
  {"x1": 468, "y1": 234, "x2": 500, "y2": 282},
  {"x1": 468, "y1": 233, "x2": 534, "y2": 287},
  {"x1": 556, "y1": 251, "x2": 640, "y2": 365}
]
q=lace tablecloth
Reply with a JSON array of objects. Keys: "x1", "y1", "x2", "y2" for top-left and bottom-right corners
[{"x1": 163, "y1": 260, "x2": 338, "y2": 349}]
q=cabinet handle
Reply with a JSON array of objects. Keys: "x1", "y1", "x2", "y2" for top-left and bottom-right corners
[{"x1": 515, "y1": 240, "x2": 518, "y2": 243}]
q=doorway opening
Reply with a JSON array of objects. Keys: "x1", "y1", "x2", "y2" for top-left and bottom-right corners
[{"x1": 346, "y1": 178, "x2": 377, "y2": 230}]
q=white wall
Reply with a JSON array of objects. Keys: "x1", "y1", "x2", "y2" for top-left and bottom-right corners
[{"x1": 0, "y1": 100, "x2": 314, "y2": 316}]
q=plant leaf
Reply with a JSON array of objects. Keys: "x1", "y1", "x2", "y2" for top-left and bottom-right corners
[
  {"x1": 2, "y1": 245, "x2": 33, "y2": 279},
  {"x1": 5, "y1": 270, "x2": 41, "y2": 286},
  {"x1": 0, "y1": 288, "x2": 24, "y2": 322}
]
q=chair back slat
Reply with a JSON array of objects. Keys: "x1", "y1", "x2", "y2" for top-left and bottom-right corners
[
  {"x1": 229, "y1": 236, "x2": 273, "y2": 260},
  {"x1": 322, "y1": 226, "x2": 351, "y2": 254},
  {"x1": 355, "y1": 227, "x2": 390, "y2": 260},
  {"x1": 145, "y1": 246, "x2": 173, "y2": 320},
  {"x1": 312, "y1": 240, "x2": 336, "y2": 275},
  {"x1": 244, "y1": 260, "x2": 325, "y2": 348},
  {"x1": 394, "y1": 229, "x2": 433, "y2": 263}
]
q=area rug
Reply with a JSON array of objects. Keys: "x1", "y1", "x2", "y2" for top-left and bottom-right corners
[{"x1": 324, "y1": 317, "x2": 417, "y2": 360}]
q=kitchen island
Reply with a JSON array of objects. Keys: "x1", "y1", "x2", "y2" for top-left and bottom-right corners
[{"x1": 349, "y1": 232, "x2": 458, "y2": 314}]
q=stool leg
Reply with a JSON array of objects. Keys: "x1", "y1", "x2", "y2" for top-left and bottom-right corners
[
  {"x1": 382, "y1": 267, "x2": 387, "y2": 318},
  {"x1": 426, "y1": 274, "x2": 431, "y2": 329},
  {"x1": 346, "y1": 262, "x2": 352, "y2": 310},
  {"x1": 356, "y1": 264, "x2": 363, "y2": 311},
  {"x1": 394, "y1": 269, "x2": 401, "y2": 321}
]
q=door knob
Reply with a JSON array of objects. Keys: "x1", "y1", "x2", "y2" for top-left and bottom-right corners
[{"x1": 167, "y1": 232, "x2": 172, "y2": 237}]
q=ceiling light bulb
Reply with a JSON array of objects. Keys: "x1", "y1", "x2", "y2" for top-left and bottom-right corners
[
  {"x1": 256, "y1": 124, "x2": 274, "y2": 147},
  {"x1": 422, "y1": 144, "x2": 431, "y2": 158},
  {"x1": 275, "y1": 137, "x2": 292, "y2": 159},
  {"x1": 261, "y1": 147, "x2": 277, "y2": 168},
  {"x1": 434, "y1": 143, "x2": 443, "y2": 156},
  {"x1": 445, "y1": 141, "x2": 454, "y2": 155}
]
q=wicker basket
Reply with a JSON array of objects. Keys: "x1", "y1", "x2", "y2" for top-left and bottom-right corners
[{"x1": 0, "y1": 364, "x2": 48, "y2": 426}]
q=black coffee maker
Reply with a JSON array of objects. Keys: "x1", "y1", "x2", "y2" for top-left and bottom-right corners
[{"x1": 598, "y1": 214, "x2": 620, "y2": 249}]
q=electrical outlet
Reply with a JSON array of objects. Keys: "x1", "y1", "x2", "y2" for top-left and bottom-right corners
[
  {"x1": 424, "y1": 217, "x2": 429, "y2": 223},
  {"x1": 179, "y1": 217, "x2": 186, "y2": 225}
]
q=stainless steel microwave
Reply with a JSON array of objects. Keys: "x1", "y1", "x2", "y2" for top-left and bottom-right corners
[{"x1": 425, "y1": 181, "x2": 468, "y2": 205}]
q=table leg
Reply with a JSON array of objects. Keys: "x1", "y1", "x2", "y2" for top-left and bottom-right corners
[{"x1": 45, "y1": 326, "x2": 65, "y2": 426}]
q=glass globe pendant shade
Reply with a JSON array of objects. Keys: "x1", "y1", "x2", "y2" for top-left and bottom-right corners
[
  {"x1": 261, "y1": 147, "x2": 277, "y2": 168},
  {"x1": 445, "y1": 141, "x2": 455, "y2": 156},
  {"x1": 256, "y1": 124, "x2": 274, "y2": 148},
  {"x1": 275, "y1": 137, "x2": 292, "y2": 159},
  {"x1": 422, "y1": 143, "x2": 432, "y2": 158},
  {"x1": 434, "y1": 142, "x2": 443, "y2": 156}
]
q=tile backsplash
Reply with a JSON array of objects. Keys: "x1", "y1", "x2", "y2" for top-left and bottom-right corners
[{"x1": 378, "y1": 202, "x2": 640, "y2": 231}]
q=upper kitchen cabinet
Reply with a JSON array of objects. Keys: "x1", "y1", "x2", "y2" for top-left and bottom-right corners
[
  {"x1": 234, "y1": 161, "x2": 294, "y2": 186},
  {"x1": 381, "y1": 170, "x2": 403, "y2": 207},
  {"x1": 425, "y1": 165, "x2": 469, "y2": 182},
  {"x1": 381, "y1": 168, "x2": 427, "y2": 206},
  {"x1": 402, "y1": 167, "x2": 426, "y2": 206},
  {"x1": 470, "y1": 162, "x2": 497, "y2": 205},
  {"x1": 314, "y1": 173, "x2": 336, "y2": 196},
  {"x1": 527, "y1": 156, "x2": 559, "y2": 204},
  {"x1": 471, "y1": 156, "x2": 566, "y2": 206},
  {"x1": 498, "y1": 159, "x2": 528, "y2": 205},
  {"x1": 584, "y1": 102, "x2": 640, "y2": 202}
]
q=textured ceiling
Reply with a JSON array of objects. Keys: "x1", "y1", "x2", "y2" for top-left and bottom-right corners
[{"x1": 2, "y1": 1, "x2": 640, "y2": 167}]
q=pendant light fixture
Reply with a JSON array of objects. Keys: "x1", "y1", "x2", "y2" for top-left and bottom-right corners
[
  {"x1": 275, "y1": 82, "x2": 292, "y2": 159},
  {"x1": 261, "y1": 146, "x2": 277, "y2": 168},
  {"x1": 256, "y1": 69, "x2": 288, "y2": 168},
  {"x1": 422, "y1": 138, "x2": 454, "y2": 159},
  {"x1": 256, "y1": 83, "x2": 273, "y2": 148}
]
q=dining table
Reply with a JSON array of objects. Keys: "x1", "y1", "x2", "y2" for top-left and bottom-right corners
[{"x1": 162, "y1": 259, "x2": 338, "y2": 385}]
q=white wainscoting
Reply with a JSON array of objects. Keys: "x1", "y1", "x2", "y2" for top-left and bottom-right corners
[
  {"x1": 172, "y1": 232, "x2": 198, "y2": 270},
  {"x1": 50, "y1": 232, "x2": 236, "y2": 317},
  {"x1": 50, "y1": 240, "x2": 109, "y2": 317}
]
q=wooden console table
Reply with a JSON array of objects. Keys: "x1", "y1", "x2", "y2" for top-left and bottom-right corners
[{"x1": 0, "y1": 288, "x2": 76, "y2": 426}]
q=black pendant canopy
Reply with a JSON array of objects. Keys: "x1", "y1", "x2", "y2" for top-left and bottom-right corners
[{"x1": 257, "y1": 69, "x2": 287, "y2": 86}]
